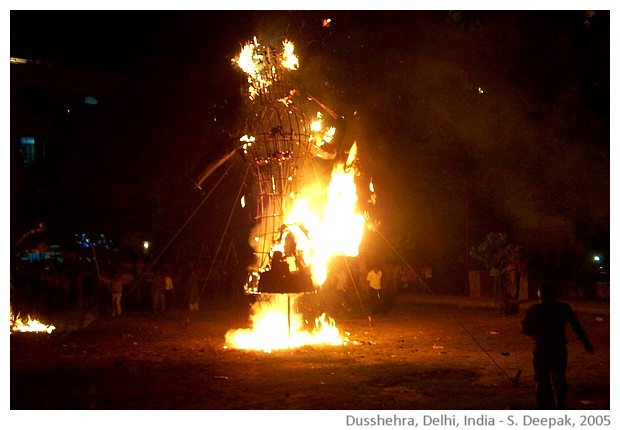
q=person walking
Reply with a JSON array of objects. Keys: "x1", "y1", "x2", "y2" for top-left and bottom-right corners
[
  {"x1": 366, "y1": 264, "x2": 383, "y2": 315},
  {"x1": 421, "y1": 261, "x2": 433, "y2": 290},
  {"x1": 333, "y1": 263, "x2": 348, "y2": 315},
  {"x1": 106, "y1": 269, "x2": 124, "y2": 317},
  {"x1": 188, "y1": 268, "x2": 202, "y2": 312},
  {"x1": 152, "y1": 268, "x2": 166, "y2": 314},
  {"x1": 521, "y1": 281, "x2": 594, "y2": 409},
  {"x1": 164, "y1": 269, "x2": 174, "y2": 310}
]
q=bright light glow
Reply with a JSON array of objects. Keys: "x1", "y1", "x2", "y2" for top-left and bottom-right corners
[
  {"x1": 594, "y1": 255, "x2": 601, "y2": 262},
  {"x1": 309, "y1": 112, "x2": 336, "y2": 150},
  {"x1": 270, "y1": 143, "x2": 365, "y2": 285},
  {"x1": 281, "y1": 40, "x2": 299, "y2": 70},
  {"x1": 10, "y1": 57, "x2": 28, "y2": 64},
  {"x1": 228, "y1": 146, "x2": 365, "y2": 352},
  {"x1": 143, "y1": 241, "x2": 150, "y2": 250},
  {"x1": 225, "y1": 295, "x2": 345, "y2": 352},
  {"x1": 229, "y1": 38, "x2": 367, "y2": 353},
  {"x1": 233, "y1": 38, "x2": 299, "y2": 100},
  {"x1": 10, "y1": 307, "x2": 55, "y2": 334}
]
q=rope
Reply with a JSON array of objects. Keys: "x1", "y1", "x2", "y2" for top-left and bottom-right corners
[
  {"x1": 199, "y1": 163, "x2": 251, "y2": 300},
  {"x1": 374, "y1": 227, "x2": 519, "y2": 386},
  {"x1": 124, "y1": 159, "x2": 238, "y2": 298},
  {"x1": 343, "y1": 257, "x2": 369, "y2": 322}
]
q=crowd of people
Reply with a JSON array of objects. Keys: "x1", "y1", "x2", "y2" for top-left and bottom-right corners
[
  {"x1": 10, "y1": 254, "x2": 414, "y2": 321},
  {"x1": 10, "y1": 256, "x2": 238, "y2": 319},
  {"x1": 11, "y1": 252, "x2": 600, "y2": 410},
  {"x1": 315, "y1": 258, "x2": 429, "y2": 317}
]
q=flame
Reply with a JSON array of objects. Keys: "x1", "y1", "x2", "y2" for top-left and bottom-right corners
[
  {"x1": 10, "y1": 307, "x2": 55, "y2": 334},
  {"x1": 227, "y1": 150, "x2": 364, "y2": 351},
  {"x1": 284, "y1": 145, "x2": 364, "y2": 285},
  {"x1": 225, "y1": 294, "x2": 345, "y2": 352},
  {"x1": 229, "y1": 37, "x2": 366, "y2": 352},
  {"x1": 226, "y1": 145, "x2": 365, "y2": 352},
  {"x1": 239, "y1": 134, "x2": 255, "y2": 153},
  {"x1": 281, "y1": 40, "x2": 299, "y2": 70},
  {"x1": 233, "y1": 38, "x2": 299, "y2": 100},
  {"x1": 309, "y1": 111, "x2": 336, "y2": 151}
]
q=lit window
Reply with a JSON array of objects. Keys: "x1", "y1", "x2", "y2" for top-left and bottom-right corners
[
  {"x1": 84, "y1": 96, "x2": 99, "y2": 105},
  {"x1": 20, "y1": 136, "x2": 36, "y2": 164}
]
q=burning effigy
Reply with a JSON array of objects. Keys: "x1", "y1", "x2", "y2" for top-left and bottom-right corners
[{"x1": 224, "y1": 37, "x2": 367, "y2": 351}]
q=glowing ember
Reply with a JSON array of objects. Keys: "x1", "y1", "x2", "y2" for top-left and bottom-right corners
[
  {"x1": 10, "y1": 307, "x2": 55, "y2": 334},
  {"x1": 225, "y1": 294, "x2": 346, "y2": 353}
]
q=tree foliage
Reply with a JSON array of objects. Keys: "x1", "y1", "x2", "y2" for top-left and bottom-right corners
[{"x1": 469, "y1": 232, "x2": 517, "y2": 272}]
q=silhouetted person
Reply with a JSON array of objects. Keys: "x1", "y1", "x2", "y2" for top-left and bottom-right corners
[
  {"x1": 421, "y1": 261, "x2": 432, "y2": 289},
  {"x1": 164, "y1": 270, "x2": 174, "y2": 310},
  {"x1": 332, "y1": 263, "x2": 348, "y2": 315},
  {"x1": 103, "y1": 269, "x2": 124, "y2": 317},
  {"x1": 521, "y1": 281, "x2": 594, "y2": 409},
  {"x1": 152, "y1": 269, "x2": 166, "y2": 313},
  {"x1": 270, "y1": 251, "x2": 289, "y2": 276},
  {"x1": 188, "y1": 268, "x2": 201, "y2": 312}
]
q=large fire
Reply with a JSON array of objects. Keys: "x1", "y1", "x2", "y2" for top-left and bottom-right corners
[
  {"x1": 226, "y1": 36, "x2": 368, "y2": 352},
  {"x1": 283, "y1": 143, "x2": 365, "y2": 286},
  {"x1": 226, "y1": 151, "x2": 365, "y2": 351},
  {"x1": 225, "y1": 295, "x2": 346, "y2": 353},
  {"x1": 10, "y1": 307, "x2": 55, "y2": 334}
]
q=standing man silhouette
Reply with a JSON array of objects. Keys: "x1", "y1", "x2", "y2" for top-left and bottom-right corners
[{"x1": 521, "y1": 281, "x2": 594, "y2": 409}]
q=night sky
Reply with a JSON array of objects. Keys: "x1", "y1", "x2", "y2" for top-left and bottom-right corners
[{"x1": 9, "y1": 9, "x2": 610, "y2": 273}]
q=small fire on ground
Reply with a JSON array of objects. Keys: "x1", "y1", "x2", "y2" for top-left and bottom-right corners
[
  {"x1": 10, "y1": 307, "x2": 56, "y2": 334},
  {"x1": 225, "y1": 294, "x2": 348, "y2": 353}
]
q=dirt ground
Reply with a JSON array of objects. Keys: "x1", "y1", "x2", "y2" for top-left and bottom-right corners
[{"x1": 9, "y1": 292, "x2": 610, "y2": 411}]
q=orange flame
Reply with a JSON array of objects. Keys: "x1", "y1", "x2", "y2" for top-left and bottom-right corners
[
  {"x1": 284, "y1": 143, "x2": 364, "y2": 285},
  {"x1": 227, "y1": 144, "x2": 365, "y2": 351},
  {"x1": 228, "y1": 38, "x2": 365, "y2": 352},
  {"x1": 233, "y1": 38, "x2": 299, "y2": 100},
  {"x1": 310, "y1": 111, "x2": 336, "y2": 156},
  {"x1": 225, "y1": 294, "x2": 346, "y2": 352},
  {"x1": 10, "y1": 307, "x2": 55, "y2": 334}
]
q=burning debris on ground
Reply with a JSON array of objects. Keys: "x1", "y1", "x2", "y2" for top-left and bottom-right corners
[
  {"x1": 9, "y1": 295, "x2": 610, "y2": 410},
  {"x1": 10, "y1": 306, "x2": 56, "y2": 334}
]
